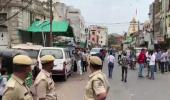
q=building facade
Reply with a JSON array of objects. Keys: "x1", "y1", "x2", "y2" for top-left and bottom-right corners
[
  {"x1": 66, "y1": 6, "x2": 86, "y2": 43},
  {"x1": 161, "y1": 0, "x2": 170, "y2": 48},
  {"x1": 53, "y1": 2, "x2": 87, "y2": 45},
  {"x1": 148, "y1": 0, "x2": 170, "y2": 49},
  {"x1": 0, "y1": 0, "x2": 50, "y2": 48},
  {"x1": 149, "y1": 0, "x2": 164, "y2": 49},
  {"x1": 88, "y1": 25, "x2": 108, "y2": 47},
  {"x1": 53, "y1": 2, "x2": 67, "y2": 21}
]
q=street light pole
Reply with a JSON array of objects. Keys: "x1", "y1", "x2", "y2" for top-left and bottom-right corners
[{"x1": 50, "y1": 0, "x2": 53, "y2": 46}]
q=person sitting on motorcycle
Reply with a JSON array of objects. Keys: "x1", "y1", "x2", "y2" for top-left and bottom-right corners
[{"x1": 130, "y1": 50, "x2": 136, "y2": 70}]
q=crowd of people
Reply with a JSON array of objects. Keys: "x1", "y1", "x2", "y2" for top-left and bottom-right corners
[
  {"x1": 0, "y1": 51, "x2": 110, "y2": 100},
  {"x1": 0, "y1": 47, "x2": 110, "y2": 100},
  {"x1": 138, "y1": 48, "x2": 170, "y2": 79},
  {"x1": 117, "y1": 48, "x2": 170, "y2": 81},
  {"x1": 1, "y1": 46, "x2": 170, "y2": 100},
  {"x1": 73, "y1": 47, "x2": 107, "y2": 75},
  {"x1": 105, "y1": 47, "x2": 170, "y2": 83}
]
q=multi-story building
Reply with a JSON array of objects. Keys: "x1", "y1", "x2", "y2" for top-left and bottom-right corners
[
  {"x1": 88, "y1": 25, "x2": 108, "y2": 47},
  {"x1": 66, "y1": 6, "x2": 86, "y2": 44},
  {"x1": 0, "y1": 0, "x2": 50, "y2": 48},
  {"x1": 98, "y1": 26, "x2": 108, "y2": 46},
  {"x1": 149, "y1": 0, "x2": 163, "y2": 49},
  {"x1": 50, "y1": 2, "x2": 87, "y2": 47},
  {"x1": 53, "y1": 2, "x2": 67, "y2": 21},
  {"x1": 159, "y1": 0, "x2": 170, "y2": 48}
]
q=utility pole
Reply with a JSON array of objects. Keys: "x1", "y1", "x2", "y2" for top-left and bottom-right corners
[
  {"x1": 50, "y1": 0, "x2": 53, "y2": 46},
  {"x1": 152, "y1": 2, "x2": 155, "y2": 45}
]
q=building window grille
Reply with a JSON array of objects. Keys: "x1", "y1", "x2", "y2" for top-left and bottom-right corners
[{"x1": 0, "y1": 13, "x2": 7, "y2": 23}]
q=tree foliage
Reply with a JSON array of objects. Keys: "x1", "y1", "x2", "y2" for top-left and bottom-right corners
[{"x1": 108, "y1": 34, "x2": 117, "y2": 47}]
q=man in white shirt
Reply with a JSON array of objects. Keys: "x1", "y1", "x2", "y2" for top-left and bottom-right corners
[
  {"x1": 160, "y1": 50, "x2": 166, "y2": 73},
  {"x1": 107, "y1": 52, "x2": 115, "y2": 79},
  {"x1": 149, "y1": 50, "x2": 156, "y2": 80},
  {"x1": 146, "y1": 50, "x2": 150, "y2": 77}
]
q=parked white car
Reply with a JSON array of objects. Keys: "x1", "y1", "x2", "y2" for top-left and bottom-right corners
[
  {"x1": 12, "y1": 43, "x2": 43, "y2": 70},
  {"x1": 90, "y1": 48, "x2": 102, "y2": 56},
  {"x1": 38, "y1": 47, "x2": 73, "y2": 81}
]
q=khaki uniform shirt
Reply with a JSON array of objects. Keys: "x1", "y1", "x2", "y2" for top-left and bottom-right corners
[
  {"x1": 2, "y1": 74, "x2": 33, "y2": 100},
  {"x1": 33, "y1": 70, "x2": 57, "y2": 100},
  {"x1": 85, "y1": 70, "x2": 110, "y2": 100}
]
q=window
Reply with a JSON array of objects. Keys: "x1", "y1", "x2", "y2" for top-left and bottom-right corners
[
  {"x1": 92, "y1": 32, "x2": 95, "y2": 35},
  {"x1": 91, "y1": 48, "x2": 101, "y2": 53},
  {"x1": 65, "y1": 51, "x2": 70, "y2": 58},
  {"x1": 0, "y1": 13, "x2": 7, "y2": 23},
  {"x1": 24, "y1": 50, "x2": 39, "y2": 59},
  {"x1": 40, "y1": 49, "x2": 63, "y2": 59}
]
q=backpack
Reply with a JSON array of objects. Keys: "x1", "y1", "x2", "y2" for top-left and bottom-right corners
[{"x1": 121, "y1": 56, "x2": 129, "y2": 66}]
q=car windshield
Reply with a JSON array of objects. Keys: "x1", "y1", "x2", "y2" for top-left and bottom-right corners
[
  {"x1": 91, "y1": 48, "x2": 101, "y2": 53},
  {"x1": 40, "y1": 49, "x2": 63, "y2": 59},
  {"x1": 23, "y1": 50, "x2": 39, "y2": 59}
]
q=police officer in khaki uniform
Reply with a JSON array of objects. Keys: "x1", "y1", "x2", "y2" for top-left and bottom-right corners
[
  {"x1": 33, "y1": 55, "x2": 57, "y2": 100},
  {"x1": 85, "y1": 56, "x2": 110, "y2": 100},
  {"x1": 2, "y1": 55, "x2": 33, "y2": 100}
]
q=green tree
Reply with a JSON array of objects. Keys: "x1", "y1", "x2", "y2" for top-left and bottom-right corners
[{"x1": 108, "y1": 34, "x2": 117, "y2": 47}]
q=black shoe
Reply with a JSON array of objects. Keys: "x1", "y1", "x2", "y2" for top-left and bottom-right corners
[
  {"x1": 124, "y1": 80, "x2": 127, "y2": 82},
  {"x1": 121, "y1": 79, "x2": 124, "y2": 81},
  {"x1": 138, "y1": 75, "x2": 143, "y2": 78}
]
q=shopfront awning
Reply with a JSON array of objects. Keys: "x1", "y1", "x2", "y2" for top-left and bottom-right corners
[
  {"x1": 123, "y1": 37, "x2": 133, "y2": 44},
  {"x1": 27, "y1": 20, "x2": 73, "y2": 37},
  {"x1": 27, "y1": 20, "x2": 42, "y2": 32},
  {"x1": 41, "y1": 20, "x2": 69, "y2": 32}
]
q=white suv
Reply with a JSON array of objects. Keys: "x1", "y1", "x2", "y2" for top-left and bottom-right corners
[
  {"x1": 90, "y1": 48, "x2": 102, "y2": 56},
  {"x1": 38, "y1": 47, "x2": 73, "y2": 81}
]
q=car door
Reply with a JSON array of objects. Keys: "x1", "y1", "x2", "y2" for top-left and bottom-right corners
[{"x1": 64, "y1": 50, "x2": 72, "y2": 72}]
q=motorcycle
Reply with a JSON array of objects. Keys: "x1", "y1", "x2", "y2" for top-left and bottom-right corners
[{"x1": 130, "y1": 57, "x2": 136, "y2": 70}]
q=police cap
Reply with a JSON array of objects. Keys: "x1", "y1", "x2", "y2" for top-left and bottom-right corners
[
  {"x1": 89, "y1": 56, "x2": 102, "y2": 66},
  {"x1": 13, "y1": 55, "x2": 33, "y2": 65},
  {"x1": 40, "y1": 55, "x2": 55, "y2": 64}
]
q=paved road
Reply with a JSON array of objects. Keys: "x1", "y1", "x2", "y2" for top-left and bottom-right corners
[{"x1": 55, "y1": 60, "x2": 170, "y2": 100}]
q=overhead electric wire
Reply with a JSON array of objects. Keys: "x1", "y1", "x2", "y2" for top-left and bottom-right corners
[
  {"x1": 85, "y1": 22, "x2": 131, "y2": 26},
  {"x1": 0, "y1": 0, "x2": 32, "y2": 24},
  {"x1": 0, "y1": 0, "x2": 13, "y2": 11}
]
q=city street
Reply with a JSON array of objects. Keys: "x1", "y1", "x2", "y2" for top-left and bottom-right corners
[
  {"x1": 1, "y1": 0, "x2": 170, "y2": 100},
  {"x1": 55, "y1": 60, "x2": 170, "y2": 100}
]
